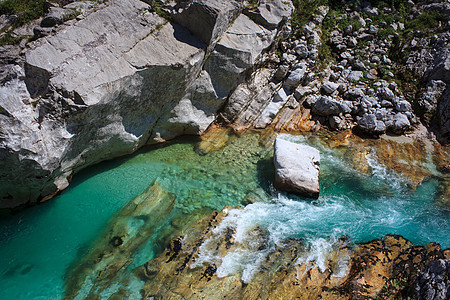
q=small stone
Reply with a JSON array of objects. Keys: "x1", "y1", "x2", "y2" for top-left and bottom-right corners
[
  {"x1": 370, "y1": 55, "x2": 381, "y2": 64},
  {"x1": 381, "y1": 100, "x2": 393, "y2": 108},
  {"x1": 340, "y1": 52, "x2": 352, "y2": 60},
  {"x1": 329, "y1": 115, "x2": 342, "y2": 130},
  {"x1": 344, "y1": 25, "x2": 353, "y2": 35},
  {"x1": 379, "y1": 87, "x2": 395, "y2": 100},
  {"x1": 357, "y1": 113, "x2": 386, "y2": 135},
  {"x1": 344, "y1": 87, "x2": 365, "y2": 100},
  {"x1": 294, "y1": 44, "x2": 308, "y2": 59},
  {"x1": 391, "y1": 113, "x2": 410, "y2": 134},
  {"x1": 321, "y1": 82, "x2": 339, "y2": 94},
  {"x1": 283, "y1": 64, "x2": 307, "y2": 90},
  {"x1": 368, "y1": 25, "x2": 378, "y2": 34},
  {"x1": 395, "y1": 100, "x2": 412, "y2": 112},
  {"x1": 347, "y1": 71, "x2": 363, "y2": 82},
  {"x1": 347, "y1": 36, "x2": 358, "y2": 47},
  {"x1": 33, "y1": 26, "x2": 53, "y2": 38},
  {"x1": 312, "y1": 96, "x2": 350, "y2": 116},
  {"x1": 273, "y1": 65, "x2": 289, "y2": 82},
  {"x1": 304, "y1": 95, "x2": 318, "y2": 108},
  {"x1": 293, "y1": 86, "x2": 312, "y2": 101}
]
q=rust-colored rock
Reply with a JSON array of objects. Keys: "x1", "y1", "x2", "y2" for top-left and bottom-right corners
[{"x1": 129, "y1": 208, "x2": 448, "y2": 300}]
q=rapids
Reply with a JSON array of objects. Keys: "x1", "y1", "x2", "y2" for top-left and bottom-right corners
[{"x1": 0, "y1": 133, "x2": 448, "y2": 299}]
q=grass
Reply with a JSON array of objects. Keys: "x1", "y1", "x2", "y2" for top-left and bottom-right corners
[
  {"x1": 150, "y1": 0, "x2": 171, "y2": 20},
  {"x1": 291, "y1": 0, "x2": 328, "y2": 36},
  {"x1": 62, "y1": 7, "x2": 82, "y2": 22},
  {"x1": 0, "y1": 32, "x2": 25, "y2": 46},
  {"x1": 406, "y1": 10, "x2": 446, "y2": 32},
  {"x1": 0, "y1": 0, "x2": 47, "y2": 28}
]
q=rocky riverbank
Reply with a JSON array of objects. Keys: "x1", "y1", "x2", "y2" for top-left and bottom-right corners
[{"x1": 63, "y1": 203, "x2": 449, "y2": 300}]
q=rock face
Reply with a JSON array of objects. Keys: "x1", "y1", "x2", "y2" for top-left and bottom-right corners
[
  {"x1": 415, "y1": 259, "x2": 450, "y2": 300},
  {"x1": 273, "y1": 137, "x2": 320, "y2": 198},
  {"x1": 0, "y1": 0, "x2": 293, "y2": 209},
  {"x1": 1, "y1": 0, "x2": 449, "y2": 209}
]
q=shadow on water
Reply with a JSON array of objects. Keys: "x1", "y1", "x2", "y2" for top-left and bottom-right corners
[
  {"x1": 67, "y1": 135, "x2": 202, "y2": 191},
  {"x1": 256, "y1": 156, "x2": 275, "y2": 196}
]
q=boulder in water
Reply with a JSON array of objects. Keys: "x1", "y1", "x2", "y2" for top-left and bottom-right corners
[{"x1": 273, "y1": 137, "x2": 320, "y2": 198}]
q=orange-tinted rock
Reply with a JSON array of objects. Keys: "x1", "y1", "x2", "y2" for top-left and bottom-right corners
[{"x1": 130, "y1": 209, "x2": 447, "y2": 300}]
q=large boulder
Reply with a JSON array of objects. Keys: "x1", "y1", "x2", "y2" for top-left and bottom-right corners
[
  {"x1": 203, "y1": 13, "x2": 277, "y2": 97},
  {"x1": 244, "y1": 0, "x2": 294, "y2": 30},
  {"x1": 163, "y1": 0, "x2": 243, "y2": 45},
  {"x1": 0, "y1": 0, "x2": 294, "y2": 209},
  {"x1": 311, "y1": 96, "x2": 350, "y2": 116},
  {"x1": 273, "y1": 137, "x2": 320, "y2": 198},
  {"x1": 357, "y1": 114, "x2": 387, "y2": 135}
]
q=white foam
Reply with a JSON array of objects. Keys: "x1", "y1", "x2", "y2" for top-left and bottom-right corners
[{"x1": 189, "y1": 142, "x2": 441, "y2": 283}]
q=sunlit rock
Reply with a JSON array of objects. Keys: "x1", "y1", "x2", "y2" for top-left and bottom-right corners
[{"x1": 273, "y1": 137, "x2": 320, "y2": 198}]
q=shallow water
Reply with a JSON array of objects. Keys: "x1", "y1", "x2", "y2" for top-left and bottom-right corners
[{"x1": 0, "y1": 133, "x2": 448, "y2": 299}]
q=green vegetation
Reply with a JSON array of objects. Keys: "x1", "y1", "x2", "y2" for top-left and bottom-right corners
[
  {"x1": 0, "y1": 0, "x2": 47, "y2": 28},
  {"x1": 150, "y1": 1, "x2": 171, "y2": 20},
  {"x1": 291, "y1": 0, "x2": 328, "y2": 36},
  {"x1": 62, "y1": 7, "x2": 82, "y2": 22},
  {"x1": 406, "y1": 10, "x2": 446, "y2": 32},
  {"x1": 0, "y1": 32, "x2": 25, "y2": 46},
  {"x1": 245, "y1": 0, "x2": 259, "y2": 10}
]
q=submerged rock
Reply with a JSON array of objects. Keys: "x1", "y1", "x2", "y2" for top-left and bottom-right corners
[
  {"x1": 64, "y1": 181, "x2": 175, "y2": 299},
  {"x1": 273, "y1": 137, "x2": 320, "y2": 198},
  {"x1": 81, "y1": 207, "x2": 448, "y2": 300}
]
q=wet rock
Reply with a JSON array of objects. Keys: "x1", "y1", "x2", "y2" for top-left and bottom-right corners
[
  {"x1": 273, "y1": 137, "x2": 320, "y2": 198},
  {"x1": 118, "y1": 209, "x2": 448, "y2": 300},
  {"x1": 65, "y1": 181, "x2": 176, "y2": 299}
]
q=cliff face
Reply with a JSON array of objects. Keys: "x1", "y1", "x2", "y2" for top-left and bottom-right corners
[{"x1": 0, "y1": 0, "x2": 293, "y2": 208}]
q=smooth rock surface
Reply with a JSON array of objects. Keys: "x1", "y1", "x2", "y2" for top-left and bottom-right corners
[
  {"x1": 274, "y1": 137, "x2": 320, "y2": 198},
  {"x1": 0, "y1": 0, "x2": 293, "y2": 208}
]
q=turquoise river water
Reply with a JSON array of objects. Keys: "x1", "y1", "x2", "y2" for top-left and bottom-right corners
[{"x1": 0, "y1": 133, "x2": 448, "y2": 299}]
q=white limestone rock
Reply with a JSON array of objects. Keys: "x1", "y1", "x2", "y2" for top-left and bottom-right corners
[{"x1": 274, "y1": 137, "x2": 320, "y2": 198}]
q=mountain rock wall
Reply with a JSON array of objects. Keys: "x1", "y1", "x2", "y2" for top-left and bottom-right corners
[{"x1": 0, "y1": 0, "x2": 293, "y2": 208}]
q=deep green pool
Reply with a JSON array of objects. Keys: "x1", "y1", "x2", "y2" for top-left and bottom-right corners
[{"x1": 0, "y1": 133, "x2": 448, "y2": 299}]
